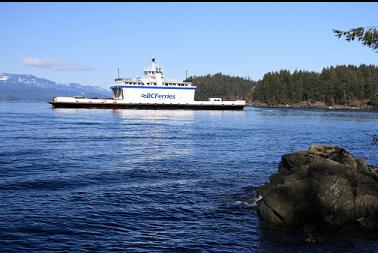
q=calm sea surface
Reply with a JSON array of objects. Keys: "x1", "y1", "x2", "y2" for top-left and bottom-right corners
[{"x1": 0, "y1": 101, "x2": 377, "y2": 252}]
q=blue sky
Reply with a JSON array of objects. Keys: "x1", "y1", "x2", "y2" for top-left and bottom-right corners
[{"x1": 1, "y1": 2, "x2": 378, "y2": 88}]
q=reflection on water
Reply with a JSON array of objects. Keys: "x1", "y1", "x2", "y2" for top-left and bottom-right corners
[
  {"x1": 112, "y1": 108, "x2": 195, "y2": 120},
  {"x1": 253, "y1": 107, "x2": 378, "y2": 122},
  {"x1": 111, "y1": 108, "x2": 247, "y2": 121},
  {"x1": 113, "y1": 109, "x2": 197, "y2": 165}
]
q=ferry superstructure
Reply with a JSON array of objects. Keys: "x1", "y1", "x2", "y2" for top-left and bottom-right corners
[
  {"x1": 111, "y1": 58, "x2": 196, "y2": 103},
  {"x1": 49, "y1": 58, "x2": 246, "y2": 110}
]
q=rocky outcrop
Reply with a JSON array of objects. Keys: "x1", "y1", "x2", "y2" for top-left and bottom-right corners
[{"x1": 257, "y1": 145, "x2": 378, "y2": 229}]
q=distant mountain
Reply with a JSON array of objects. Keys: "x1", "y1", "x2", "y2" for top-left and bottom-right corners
[{"x1": 0, "y1": 73, "x2": 111, "y2": 101}]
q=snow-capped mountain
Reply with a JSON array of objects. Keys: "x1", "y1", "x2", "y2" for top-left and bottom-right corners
[{"x1": 0, "y1": 73, "x2": 111, "y2": 101}]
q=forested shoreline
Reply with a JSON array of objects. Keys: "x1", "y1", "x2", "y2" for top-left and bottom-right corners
[
  {"x1": 185, "y1": 73, "x2": 256, "y2": 101},
  {"x1": 187, "y1": 64, "x2": 378, "y2": 110}
]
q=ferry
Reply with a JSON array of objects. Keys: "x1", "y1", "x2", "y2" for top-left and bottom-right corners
[
  {"x1": 0, "y1": 74, "x2": 9, "y2": 81},
  {"x1": 49, "y1": 58, "x2": 246, "y2": 110}
]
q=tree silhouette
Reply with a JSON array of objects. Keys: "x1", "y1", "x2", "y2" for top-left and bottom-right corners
[{"x1": 333, "y1": 27, "x2": 378, "y2": 52}]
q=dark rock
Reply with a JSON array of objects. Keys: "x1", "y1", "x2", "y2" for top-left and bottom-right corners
[
  {"x1": 257, "y1": 145, "x2": 378, "y2": 230},
  {"x1": 373, "y1": 135, "x2": 378, "y2": 144}
]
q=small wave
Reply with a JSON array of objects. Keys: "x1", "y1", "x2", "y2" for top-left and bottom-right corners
[
  {"x1": 249, "y1": 195, "x2": 262, "y2": 207},
  {"x1": 75, "y1": 122, "x2": 102, "y2": 125},
  {"x1": 126, "y1": 178, "x2": 201, "y2": 190},
  {"x1": 0, "y1": 179, "x2": 74, "y2": 191},
  {"x1": 221, "y1": 186, "x2": 262, "y2": 212}
]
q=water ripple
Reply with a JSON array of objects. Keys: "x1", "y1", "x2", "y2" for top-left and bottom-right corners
[{"x1": 0, "y1": 102, "x2": 377, "y2": 252}]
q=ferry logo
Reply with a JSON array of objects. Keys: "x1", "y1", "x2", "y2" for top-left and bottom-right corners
[{"x1": 141, "y1": 93, "x2": 176, "y2": 99}]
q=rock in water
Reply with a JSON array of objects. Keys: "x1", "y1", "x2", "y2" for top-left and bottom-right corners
[{"x1": 257, "y1": 145, "x2": 378, "y2": 229}]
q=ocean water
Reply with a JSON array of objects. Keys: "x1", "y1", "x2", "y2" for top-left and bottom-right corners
[{"x1": 0, "y1": 101, "x2": 377, "y2": 252}]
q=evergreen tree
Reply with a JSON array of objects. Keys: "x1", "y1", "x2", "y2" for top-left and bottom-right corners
[{"x1": 333, "y1": 27, "x2": 378, "y2": 52}]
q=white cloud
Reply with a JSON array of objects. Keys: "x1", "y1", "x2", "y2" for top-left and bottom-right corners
[{"x1": 22, "y1": 57, "x2": 94, "y2": 71}]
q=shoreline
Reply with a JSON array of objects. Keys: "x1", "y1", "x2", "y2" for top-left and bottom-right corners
[{"x1": 247, "y1": 103, "x2": 377, "y2": 112}]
